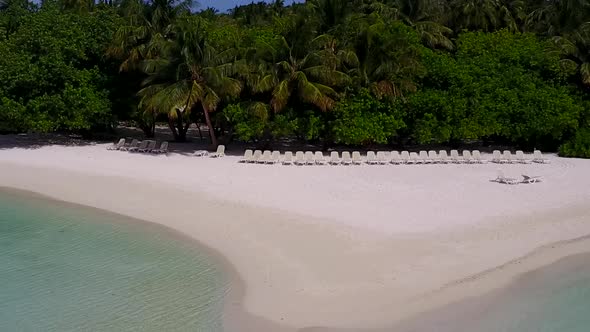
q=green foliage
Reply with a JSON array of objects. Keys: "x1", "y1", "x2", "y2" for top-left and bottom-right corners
[
  {"x1": 559, "y1": 128, "x2": 590, "y2": 158},
  {"x1": 0, "y1": 97, "x2": 29, "y2": 133},
  {"x1": 1, "y1": 0, "x2": 589, "y2": 152},
  {"x1": 295, "y1": 111, "x2": 324, "y2": 141},
  {"x1": 224, "y1": 103, "x2": 267, "y2": 141},
  {"x1": 410, "y1": 30, "x2": 584, "y2": 146},
  {"x1": 331, "y1": 89, "x2": 405, "y2": 145},
  {"x1": 0, "y1": 5, "x2": 116, "y2": 132},
  {"x1": 223, "y1": 103, "x2": 299, "y2": 141}
]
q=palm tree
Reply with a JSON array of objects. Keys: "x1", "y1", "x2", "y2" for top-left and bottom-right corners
[
  {"x1": 450, "y1": 0, "x2": 524, "y2": 32},
  {"x1": 527, "y1": 0, "x2": 589, "y2": 36},
  {"x1": 138, "y1": 16, "x2": 242, "y2": 145},
  {"x1": 346, "y1": 16, "x2": 425, "y2": 99},
  {"x1": 107, "y1": 0, "x2": 192, "y2": 72},
  {"x1": 356, "y1": 0, "x2": 454, "y2": 50},
  {"x1": 106, "y1": 0, "x2": 192, "y2": 138},
  {"x1": 553, "y1": 23, "x2": 590, "y2": 86},
  {"x1": 451, "y1": 0, "x2": 499, "y2": 32},
  {"x1": 308, "y1": 0, "x2": 355, "y2": 34},
  {"x1": 252, "y1": 36, "x2": 351, "y2": 113}
]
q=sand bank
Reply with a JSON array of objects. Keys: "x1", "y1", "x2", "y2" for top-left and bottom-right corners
[{"x1": 1, "y1": 142, "x2": 589, "y2": 330}]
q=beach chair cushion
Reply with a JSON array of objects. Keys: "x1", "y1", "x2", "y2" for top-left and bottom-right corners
[
  {"x1": 241, "y1": 149, "x2": 253, "y2": 162},
  {"x1": 315, "y1": 152, "x2": 326, "y2": 165},
  {"x1": 390, "y1": 151, "x2": 402, "y2": 164},
  {"x1": 295, "y1": 151, "x2": 305, "y2": 165},
  {"x1": 352, "y1": 151, "x2": 362, "y2": 165},
  {"x1": 283, "y1": 151, "x2": 293, "y2": 165},
  {"x1": 342, "y1": 152, "x2": 352, "y2": 164},
  {"x1": 366, "y1": 151, "x2": 377, "y2": 164}
]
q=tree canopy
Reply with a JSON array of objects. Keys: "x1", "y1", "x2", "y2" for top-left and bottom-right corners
[{"x1": 1, "y1": 0, "x2": 589, "y2": 156}]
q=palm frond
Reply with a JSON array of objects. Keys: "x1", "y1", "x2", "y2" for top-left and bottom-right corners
[
  {"x1": 253, "y1": 74, "x2": 278, "y2": 93},
  {"x1": 295, "y1": 72, "x2": 334, "y2": 111},
  {"x1": 203, "y1": 86, "x2": 221, "y2": 111},
  {"x1": 581, "y1": 62, "x2": 590, "y2": 85},
  {"x1": 271, "y1": 79, "x2": 291, "y2": 112}
]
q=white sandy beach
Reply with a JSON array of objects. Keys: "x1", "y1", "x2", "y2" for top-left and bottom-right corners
[{"x1": 1, "y1": 140, "x2": 590, "y2": 330}]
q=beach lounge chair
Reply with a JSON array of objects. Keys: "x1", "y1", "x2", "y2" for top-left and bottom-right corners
[
  {"x1": 341, "y1": 151, "x2": 352, "y2": 165},
  {"x1": 240, "y1": 149, "x2": 253, "y2": 163},
  {"x1": 515, "y1": 150, "x2": 531, "y2": 164},
  {"x1": 329, "y1": 151, "x2": 340, "y2": 165},
  {"x1": 494, "y1": 170, "x2": 520, "y2": 185},
  {"x1": 315, "y1": 151, "x2": 327, "y2": 165},
  {"x1": 428, "y1": 150, "x2": 439, "y2": 163},
  {"x1": 521, "y1": 174, "x2": 543, "y2": 183},
  {"x1": 251, "y1": 150, "x2": 262, "y2": 163},
  {"x1": 352, "y1": 151, "x2": 363, "y2": 165},
  {"x1": 283, "y1": 151, "x2": 293, "y2": 165},
  {"x1": 259, "y1": 150, "x2": 272, "y2": 164},
  {"x1": 152, "y1": 141, "x2": 169, "y2": 154},
  {"x1": 533, "y1": 150, "x2": 550, "y2": 164},
  {"x1": 502, "y1": 150, "x2": 514, "y2": 164},
  {"x1": 390, "y1": 151, "x2": 402, "y2": 165},
  {"x1": 450, "y1": 150, "x2": 463, "y2": 163},
  {"x1": 305, "y1": 151, "x2": 315, "y2": 165},
  {"x1": 472, "y1": 150, "x2": 486, "y2": 164},
  {"x1": 400, "y1": 151, "x2": 410, "y2": 164},
  {"x1": 366, "y1": 151, "x2": 378, "y2": 165},
  {"x1": 419, "y1": 151, "x2": 431, "y2": 164},
  {"x1": 491, "y1": 150, "x2": 502, "y2": 163},
  {"x1": 139, "y1": 140, "x2": 156, "y2": 152},
  {"x1": 269, "y1": 151, "x2": 281, "y2": 164},
  {"x1": 210, "y1": 145, "x2": 225, "y2": 158},
  {"x1": 295, "y1": 151, "x2": 305, "y2": 165},
  {"x1": 376, "y1": 151, "x2": 389, "y2": 165},
  {"x1": 439, "y1": 150, "x2": 449, "y2": 164},
  {"x1": 130, "y1": 140, "x2": 147, "y2": 152},
  {"x1": 409, "y1": 152, "x2": 420, "y2": 164},
  {"x1": 107, "y1": 138, "x2": 126, "y2": 150},
  {"x1": 121, "y1": 139, "x2": 139, "y2": 151},
  {"x1": 463, "y1": 150, "x2": 474, "y2": 164},
  {"x1": 193, "y1": 150, "x2": 209, "y2": 157}
]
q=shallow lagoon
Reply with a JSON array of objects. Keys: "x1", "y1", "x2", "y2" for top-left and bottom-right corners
[{"x1": 0, "y1": 189, "x2": 227, "y2": 332}]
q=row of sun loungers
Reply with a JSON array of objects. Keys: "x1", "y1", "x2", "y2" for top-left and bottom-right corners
[
  {"x1": 240, "y1": 149, "x2": 549, "y2": 165},
  {"x1": 491, "y1": 150, "x2": 548, "y2": 164},
  {"x1": 107, "y1": 138, "x2": 168, "y2": 154}
]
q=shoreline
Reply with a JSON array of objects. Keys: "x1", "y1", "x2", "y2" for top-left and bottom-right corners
[
  {"x1": 1, "y1": 144, "x2": 590, "y2": 330},
  {"x1": 4, "y1": 184, "x2": 590, "y2": 332},
  {"x1": 0, "y1": 186, "x2": 291, "y2": 332}
]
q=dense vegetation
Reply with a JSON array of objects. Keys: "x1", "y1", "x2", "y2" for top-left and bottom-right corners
[{"x1": 1, "y1": 0, "x2": 589, "y2": 156}]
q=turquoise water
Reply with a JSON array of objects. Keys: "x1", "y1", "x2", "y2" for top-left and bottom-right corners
[
  {"x1": 395, "y1": 253, "x2": 590, "y2": 332},
  {"x1": 0, "y1": 189, "x2": 228, "y2": 332}
]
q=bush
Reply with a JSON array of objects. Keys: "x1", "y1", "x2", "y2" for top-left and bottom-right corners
[
  {"x1": 559, "y1": 128, "x2": 590, "y2": 158},
  {"x1": 223, "y1": 103, "x2": 267, "y2": 141},
  {"x1": 331, "y1": 89, "x2": 405, "y2": 145}
]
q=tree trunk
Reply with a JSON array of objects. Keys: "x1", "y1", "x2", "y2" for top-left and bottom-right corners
[
  {"x1": 140, "y1": 113, "x2": 156, "y2": 138},
  {"x1": 175, "y1": 110, "x2": 187, "y2": 142},
  {"x1": 202, "y1": 106, "x2": 218, "y2": 147},
  {"x1": 141, "y1": 126, "x2": 154, "y2": 138},
  {"x1": 196, "y1": 122, "x2": 203, "y2": 140},
  {"x1": 168, "y1": 117, "x2": 179, "y2": 141},
  {"x1": 181, "y1": 120, "x2": 191, "y2": 141}
]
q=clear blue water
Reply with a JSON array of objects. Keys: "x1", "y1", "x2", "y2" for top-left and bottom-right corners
[
  {"x1": 0, "y1": 189, "x2": 228, "y2": 332},
  {"x1": 395, "y1": 253, "x2": 590, "y2": 332}
]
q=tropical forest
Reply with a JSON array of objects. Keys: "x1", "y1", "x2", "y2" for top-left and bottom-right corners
[{"x1": 1, "y1": 0, "x2": 590, "y2": 157}]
